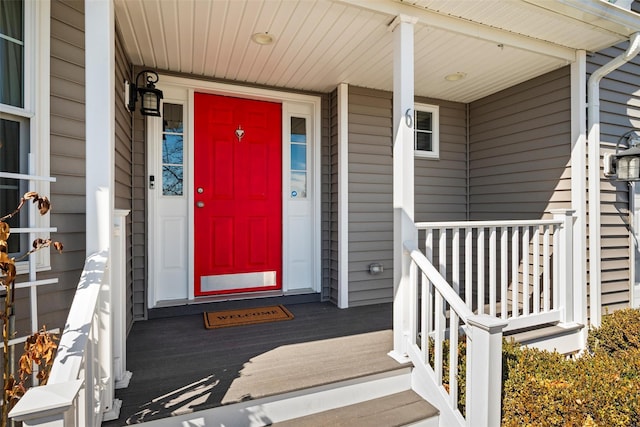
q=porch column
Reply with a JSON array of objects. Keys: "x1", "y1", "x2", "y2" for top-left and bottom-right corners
[
  {"x1": 390, "y1": 14, "x2": 418, "y2": 362},
  {"x1": 85, "y1": 0, "x2": 118, "y2": 421}
]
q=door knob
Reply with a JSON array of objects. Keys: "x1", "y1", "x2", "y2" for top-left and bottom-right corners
[{"x1": 196, "y1": 201, "x2": 205, "y2": 208}]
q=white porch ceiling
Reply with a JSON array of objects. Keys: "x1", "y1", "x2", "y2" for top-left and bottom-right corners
[{"x1": 114, "y1": 0, "x2": 640, "y2": 103}]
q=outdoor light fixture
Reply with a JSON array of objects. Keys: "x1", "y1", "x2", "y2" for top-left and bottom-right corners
[
  {"x1": 604, "y1": 129, "x2": 640, "y2": 181},
  {"x1": 126, "y1": 70, "x2": 163, "y2": 117}
]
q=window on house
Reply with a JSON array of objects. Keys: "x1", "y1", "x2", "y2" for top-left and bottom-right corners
[
  {"x1": 0, "y1": 0, "x2": 50, "y2": 267},
  {"x1": 290, "y1": 116, "x2": 308, "y2": 199},
  {"x1": 161, "y1": 103, "x2": 184, "y2": 196},
  {"x1": 414, "y1": 103, "x2": 439, "y2": 159}
]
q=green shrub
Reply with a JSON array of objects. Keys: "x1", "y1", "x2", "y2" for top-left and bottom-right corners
[
  {"x1": 587, "y1": 308, "x2": 640, "y2": 356},
  {"x1": 501, "y1": 308, "x2": 640, "y2": 426},
  {"x1": 434, "y1": 309, "x2": 640, "y2": 425}
]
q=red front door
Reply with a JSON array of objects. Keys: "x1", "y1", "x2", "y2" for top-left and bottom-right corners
[{"x1": 194, "y1": 93, "x2": 282, "y2": 296}]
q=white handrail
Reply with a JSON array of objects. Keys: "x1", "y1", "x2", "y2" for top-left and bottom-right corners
[
  {"x1": 417, "y1": 218, "x2": 562, "y2": 228},
  {"x1": 10, "y1": 251, "x2": 108, "y2": 427},
  {"x1": 404, "y1": 240, "x2": 473, "y2": 320}
]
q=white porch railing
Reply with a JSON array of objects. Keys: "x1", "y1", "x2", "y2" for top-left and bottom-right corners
[
  {"x1": 404, "y1": 240, "x2": 507, "y2": 427},
  {"x1": 416, "y1": 209, "x2": 576, "y2": 333},
  {"x1": 9, "y1": 251, "x2": 109, "y2": 427}
]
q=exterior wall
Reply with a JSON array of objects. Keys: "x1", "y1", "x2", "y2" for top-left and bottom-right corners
[
  {"x1": 329, "y1": 89, "x2": 338, "y2": 303},
  {"x1": 131, "y1": 67, "x2": 147, "y2": 320},
  {"x1": 468, "y1": 67, "x2": 572, "y2": 220},
  {"x1": 321, "y1": 94, "x2": 332, "y2": 301},
  {"x1": 114, "y1": 27, "x2": 135, "y2": 330},
  {"x1": 345, "y1": 86, "x2": 467, "y2": 307},
  {"x1": 33, "y1": 0, "x2": 86, "y2": 330},
  {"x1": 588, "y1": 43, "x2": 640, "y2": 313}
]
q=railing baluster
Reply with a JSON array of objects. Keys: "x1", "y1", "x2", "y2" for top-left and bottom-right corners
[
  {"x1": 512, "y1": 227, "x2": 519, "y2": 318},
  {"x1": 553, "y1": 224, "x2": 560, "y2": 310},
  {"x1": 426, "y1": 228, "x2": 434, "y2": 262},
  {"x1": 434, "y1": 292, "x2": 444, "y2": 385},
  {"x1": 465, "y1": 227, "x2": 473, "y2": 309},
  {"x1": 421, "y1": 270, "x2": 429, "y2": 365},
  {"x1": 449, "y1": 312, "x2": 459, "y2": 410},
  {"x1": 533, "y1": 226, "x2": 540, "y2": 314},
  {"x1": 489, "y1": 227, "x2": 497, "y2": 316},
  {"x1": 477, "y1": 227, "x2": 485, "y2": 315},
  {"x1": 409, "y1": 260, "x2": 418, "y2": 348},
  {"x1": 522, "y1": 226, "x2": 530, "y2": 316},
  {"x1": 453, "y1": 228, "x2": 460, "y2": 294},
  {"x1": 439, "y1": 228, "x2": 447, "y2": 279},
  {"x1": 543, "y1": 225, "x2": 551, "y2": 312},
  {"x1": 500, "y1": 228, "x2": 508, "y2": 320}
]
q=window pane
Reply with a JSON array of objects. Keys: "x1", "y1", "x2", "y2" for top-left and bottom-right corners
[
  {"x1": 0, "y1": 118, "x2": 24, "y2": 253},
  {"x1": 162, "y1": 165, "x2": 183, "y2": 196},
  {"x1": 415, "y1": 132, "x2": 432, "y2": 152},
  {"x1": 290, "y1": 171, "x2": 307, "y2": 199},
  {"x1": 291, "y1": 117, "x2": 306, "y2": 143},
  {"x1": 415, "y1": 110, "x2": 432, "y2": 132},
  {"x1": 290, "y1": 144, "x2": 306, "y2": 171},
  {"x1": 163, "y1": 104, "x2": 183, "y2": 133},
  {"x1": 0, "y1": 0, "x2": 23, "y2": 40},
  {"x1": 163, "y1": 134, "x2": 183, "y2": 164},
  {"x1": 0, "y1": 38, "x2": 24, "y2": 108}
]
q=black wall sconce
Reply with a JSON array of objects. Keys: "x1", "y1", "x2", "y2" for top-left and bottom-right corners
[
  {"x1": 604, "y1": 129, "x2": 640, "y2": 181},
  {"x1": 126, "y1": 70, "x2": 163, "y2": 117}
]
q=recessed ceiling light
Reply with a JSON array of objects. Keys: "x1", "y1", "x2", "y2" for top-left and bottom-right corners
[
  {"x1": 445, "y1": 72, "x2": 467, "y2": 82},
  {"x1": 251, "y1": 32, "x2": 274, "y2": 45}
]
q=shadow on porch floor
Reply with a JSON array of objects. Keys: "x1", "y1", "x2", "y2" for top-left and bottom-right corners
[{"x1": 102, "y1": 300, "x2": 394, "y2": 426}]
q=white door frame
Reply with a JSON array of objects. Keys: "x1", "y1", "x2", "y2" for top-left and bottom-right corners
[{"x1": 147, "y1": 75, "x2": 322, "y2": 307}]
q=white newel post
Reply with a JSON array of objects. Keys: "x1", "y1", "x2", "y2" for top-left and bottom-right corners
[
  {"x1": 113, "y1": 210, "x2": 132, "y2": 389},
  {"x1": 466, "y1": 315, "x2": 507, "y2": 427},
  {"x1": 551, "y1": 209, "x2": 575, "y2": 324},
  {"x1": 391, "y1": 14, "x2": 418, "y2": 362}
]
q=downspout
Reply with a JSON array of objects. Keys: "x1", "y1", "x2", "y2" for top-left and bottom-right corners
[{"x1": 587, "y1": 32, "x2": 640, "y2": 327}]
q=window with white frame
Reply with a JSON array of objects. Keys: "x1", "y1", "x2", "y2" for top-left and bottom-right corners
[
  {"x1": 414, "y1": 103, "x2": 439, "y2": 159},
  {"x1": 0, "y1": 0, "x2": 51, "y2": 269}
]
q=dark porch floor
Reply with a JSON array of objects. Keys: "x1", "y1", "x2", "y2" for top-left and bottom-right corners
[{"x1": 103, "y1": 299, "x2": 394, "y2": 425}]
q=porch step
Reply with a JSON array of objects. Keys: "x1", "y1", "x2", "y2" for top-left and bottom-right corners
[
  {"x1": 131, "y1": 367, "x2": 436, "y2": 426},
  {"x1": 506, "y1": 322, "x2": 584, "y2": 354},
  {"x1": 271, "y1": 390, "x2": 439, "y2": 427}
]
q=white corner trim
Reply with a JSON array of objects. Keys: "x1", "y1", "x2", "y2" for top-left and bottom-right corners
[
  {"x1": 338, "y1": 83, "x2": 349, "y2": 309},
  {"x1": 570, "y1": 50, "x2": 587, "y2": 330}
]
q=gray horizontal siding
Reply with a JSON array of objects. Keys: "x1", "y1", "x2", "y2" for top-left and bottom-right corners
[
  {"x1": 33, "y1": 0, "x2": 86, "y2": 333},
  {"x1": 469, "y1": 66, "x2": 572, "y2": 221},
  {"x1": 115, "y1": 26, "x2": 135, "y2": 331},
  {"x1": 347, "y1": 86, "x2": 394, "y2": 306},
  {"x1": 346, "y1": 86, "x2": 467, "y2": 307},
  {"x1": 588, "y1": 42, "x2": 640, "y2": 314}
]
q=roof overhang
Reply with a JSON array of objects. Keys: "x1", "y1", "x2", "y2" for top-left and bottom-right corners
[{"x1": 114, "y1": 0, "x2": 640, "y2": 103}]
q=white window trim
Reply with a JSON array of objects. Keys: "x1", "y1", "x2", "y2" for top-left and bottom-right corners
[
  {"x1": 413, "y1": 103, "x2": 439, "y2": 160},
  {"x1": 1, "y1": 0, "x2": 52, "y2": 274}
]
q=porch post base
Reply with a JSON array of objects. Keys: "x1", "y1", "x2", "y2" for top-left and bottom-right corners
[
  {"x1": 387, "y1": 350, "x2": 411, "y2": 364},
  {"x1": 115, "y1": 370, "x2": 133, "y2": 389},
  {"x1": 102, "y1": 398, "x2": 123, "y2": 422}
]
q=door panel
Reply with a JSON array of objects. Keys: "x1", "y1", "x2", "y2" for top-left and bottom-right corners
[{"x1": 194, "y1": 93, "x2": 282, "y2": 295}]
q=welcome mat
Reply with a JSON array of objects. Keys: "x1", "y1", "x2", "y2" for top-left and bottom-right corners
[{"x1": 203, "y1": 305, "x2": 294, "y2": 329}]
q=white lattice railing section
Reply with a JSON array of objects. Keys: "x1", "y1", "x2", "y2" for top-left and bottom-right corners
[
  {"x1": 416, "y1": 209, "x2": 575, "y2": 333},
  {"x1": 404, "y1": 240, "x2": 506, "y2": 427},
  {"x1": 0, "y1": 170, "x2": 59, "y2": 349}
]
